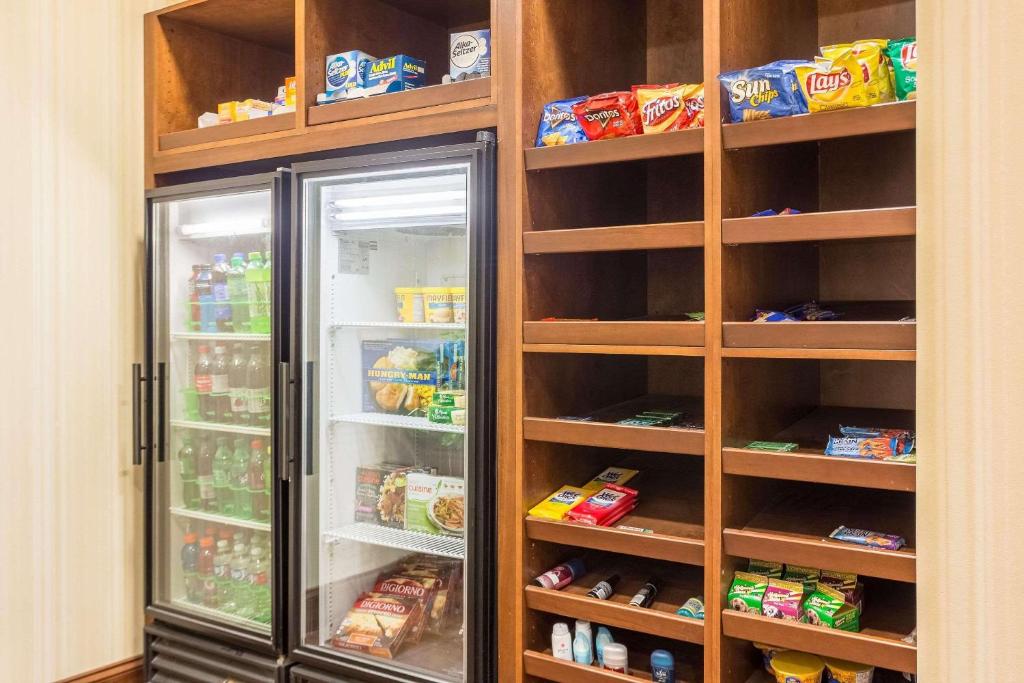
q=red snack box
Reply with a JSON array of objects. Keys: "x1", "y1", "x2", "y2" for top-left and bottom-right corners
[
  {"x1": 565, "y1": 483, "x2": 639, "y2": 525},
  {"x1": 572, "y1": 92, "x2": 642, "y2": 140}
]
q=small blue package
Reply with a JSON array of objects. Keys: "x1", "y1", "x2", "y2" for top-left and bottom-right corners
[
  {"x1": 535, "y1": 96, "x2": 588, "y2": 147},
  {"x1": 363, "y1": 55, "x2": 427, "y2": 94},
  {"x1": 761, "y1": 60, "x2": 813, "y2": 114},
  {"x1": 326, "y1": 50, "x2": 376, "y2": 95},
  {"x1": 718, "y1": 65, "x2": 806, "y2": 123}
]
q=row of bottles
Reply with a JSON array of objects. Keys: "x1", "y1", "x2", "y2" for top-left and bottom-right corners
[
  {"x1": 187, "y1": 343, "x2": 270, "y2": 427},
  {"x1": 177, "y1": 432, "x2": 271, "y2": 522},
  {"x1": 180, "y1": 527, "x2": 272, "y2": 624},
  {"x1": 188, "y1": 251, "x2": 271, "y2": 334}
]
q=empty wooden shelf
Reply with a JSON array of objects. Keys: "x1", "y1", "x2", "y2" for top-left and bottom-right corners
[
  {"x1": 524, "y1": 222, "x2": 705, "y2": 254},
  {"x1": 723, "y1": 446, "x2": 916, "y2": 492},
  {"x1": 525, "y1": 129, "x2": 704, "y2": 171},
  {"x1": 723, "y1": 321, "x2": 915, "y2": 352},
  {"x1": 158, "y1": 113, "x2": 296, "y2": 151},
  {"x1": 722, "y1": 102, "x2": 916, "y2": 150},
  {"x1": 524, "y1": 418, "x2": 704, "y2": 456},
  {"x1": 524, "y1": 321, "x2": 704, "y2": 348},
  {"x1": 722, "y1": 207, "x2": 916, "y2": 245}
]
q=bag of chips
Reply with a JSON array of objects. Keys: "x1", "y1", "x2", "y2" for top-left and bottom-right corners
[
  {"x1": 794, "y1": 51, "x2": 869, "y2": 113},
  {"x1": 822, "y1": 39, "x2": 895, "y2": 104},
  {"x1": 886, "y1": 37, "x2": 917, "y2": 100},
  {"x1": 632, "y1": 83, "x2": 705, "y2": 133},
  {"x1": 680, "y1": 83, "x2": 705, "y2": 128},
  {"x1": 535, "y1": 96, "x2": 589, "y2": 147},
  {"x1": 718, "y1": 66, "x2": 806, "y2": 122},
  {"x1": 572, "y1": 91, "x2": 642, "y2": 140}
]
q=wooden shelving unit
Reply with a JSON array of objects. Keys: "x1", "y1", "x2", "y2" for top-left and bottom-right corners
[{"x1": 524, "y1": 128, "x2": 703, "y2": 171}]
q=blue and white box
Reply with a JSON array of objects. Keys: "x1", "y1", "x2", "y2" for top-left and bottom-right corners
[
  {"x1": 363, "y1": 55, "x2": 427, "y2": 94},
  {"x1": 325, "y1": 50, "x2": 376, "y2": 95},
  {"x1": 449, "y1": 30, "x2": 490, "y2": 79}
]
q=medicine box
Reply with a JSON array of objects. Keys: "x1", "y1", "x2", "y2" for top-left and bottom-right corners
[
  {"x1": 326, "y1": 50, "x2": 375, "y2": 95},
  {"x1": 449, "y1": 30, "x2": 490, "y2": 79},
  {"x1": 364, "y1": 55, "x2": 426, "y2": 93}
]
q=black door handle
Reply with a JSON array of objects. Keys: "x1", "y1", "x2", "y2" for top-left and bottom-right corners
[
  {"x1": 305, "y1": 361, "x2": 314, "y2": 476},
  {"x1": 156, "y1": 362, "x2": 166, "y2": 462},
  {"x1": 277, "y1": 361, "x2": 290, "y2": 481},
  {"x1": 132, "y1": 363, "x2": 146, "y2": 466}
]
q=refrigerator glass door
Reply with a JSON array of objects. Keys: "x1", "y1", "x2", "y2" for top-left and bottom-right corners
[
  {"x1": 150, "y1": 185, "x2": 276, "y2": 639},
  {"x1": 300, "y1": 161, "x2": 473, "y2": 681}
]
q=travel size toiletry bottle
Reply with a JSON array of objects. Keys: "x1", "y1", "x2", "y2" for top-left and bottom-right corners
[
  {"x1": 551, "y1": 622, "x2": 573, "y2": 661},
  {"x1": 650, "y1": 649, "x2": 675, "y2": 682}
]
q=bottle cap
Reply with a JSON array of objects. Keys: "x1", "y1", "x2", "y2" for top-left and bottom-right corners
[
  {"x1": 248, "y1": 251, "x2": 262, "y2": 261},
  {"x1": 602, "y1": 643, "x2": 628, "y2": 669},
  {"x1": 575, "y1": 620, "x2": 591, "y2": 633},
  {"x1": 197, "y1": 345, "x2": 210, "y2": 353},
  {"x1": 251, "y1": 439, "x2": 264, "y2": 450},
  {"x1": 214, "y1": 253, "x2": 226, "y2": 262},
  {"x1": 183, "y1": 533, "x2": 197, "y2": 543},
  {"x1": 199, "y1": 536, "x2": 214, "y2": 547},
  {"x1": 233, "y1": 252, "x2": 245, "y2": 259},
  {"x1": 552, "y1": 622, "x2": 569, "y2": 636},
  {"x1": 650, "y1": 649, "x2": 674, "y2": 668}
]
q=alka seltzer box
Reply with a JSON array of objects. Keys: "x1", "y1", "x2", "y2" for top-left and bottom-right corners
[
  {"x1": 364, "y1": 55, "x2": 427, "y2": 94},
  {"x1": 449, "y1": 29, "x2": 490, "y2": 79},
  {"x1": 326, "y1": 50, "x2": 376, "y2": 95}
]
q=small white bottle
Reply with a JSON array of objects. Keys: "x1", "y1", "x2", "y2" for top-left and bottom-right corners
[
  {"x1": 551, "y1": 622, "x2": 573, "y2": 661},
  {"x1": 573, "y1": 621, "x2": 594, "y2": 665}
]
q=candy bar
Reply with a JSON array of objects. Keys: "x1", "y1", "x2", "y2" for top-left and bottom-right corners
[
  {"x1": 582, "y1": 466, "x2": 639, "y2": 491},
  {"x1": 528, "y1": 485, "x2": 589, "y2": 521},
  {"x1": 829, "y1": 525, "x2": 906, "y2": 550}
]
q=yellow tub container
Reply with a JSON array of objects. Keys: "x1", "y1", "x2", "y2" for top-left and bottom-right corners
[
  {"x1": 824, "y1": 658, "x2": 874, "y2": 683},
  {"x1": 395, "y1": 287, "x2": 424, "y2": 323},
  {"x1": 772, "y1": 651, "x2": 825, "y2": 683},
  {"x1": 423, "y1": 287, "x2": 453, "y2": 323}
]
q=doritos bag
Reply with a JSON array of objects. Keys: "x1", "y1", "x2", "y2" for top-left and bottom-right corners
[
  {"x1": 572, "y1": 91, "x2": 642, "y2": 140},
  {"x1": 535, "y1": 96, "x2": 588, "y2": 147}
]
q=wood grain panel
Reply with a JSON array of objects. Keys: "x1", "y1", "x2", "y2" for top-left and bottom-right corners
[
  {"x1": 308, "y1": 78, "x2": 491, "y2": 125},
  {"x1": 722, "y1": 207, "x2": 916, "y2": 244},
  {"x1": 523, "y1": 418, "x2": 705, "y2": 456},
  {"x1": 723, "y1": 321, "x2": 916, "y2": 351},
  {"x1": 524, "y1": 321, "x2": 704, "y2": 347},
  {"x1": 158, "y1": 112, "x2": 294, "y2": 150},
  {"x1": 525, "y1": 129, "x2": 704, "y2": 171},
  {"x1": 524, "y1": 222, "x2": 705, "y2": 253},
  {"x1": 722, "y1": 447, "x2": 916, "y2": 492},
  {"x1": 722, "y1": 102, "x2": 917, "y2": 150}
]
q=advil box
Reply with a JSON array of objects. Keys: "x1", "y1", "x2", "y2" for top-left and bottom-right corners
[
  {"x1": 364, "y1": 55, "x2": 426, "y2": 93},
  {"x1": 326, "y1": 50, "x2": 375, "y2": 95}
]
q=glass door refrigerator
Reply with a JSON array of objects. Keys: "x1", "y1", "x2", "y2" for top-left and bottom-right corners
[
  {"x1": 140, "y1": 173, "x2": 291, "y2": 680},
  {"x1": 288, "y1": 134, "x2": 496, "y2": 683}
]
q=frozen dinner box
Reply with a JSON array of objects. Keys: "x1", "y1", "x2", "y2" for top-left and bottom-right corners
[
  {"x1": 405, "y1": 473, "x2": 465, "y2": 536},
  {"x1": 362, "y1": 340, "x2": 438, "y2": 416}
]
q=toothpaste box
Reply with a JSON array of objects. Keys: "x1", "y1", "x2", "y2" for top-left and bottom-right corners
[
  {"x1": 449, "y1": 29, "x2": 490, "y2": 79},
  {"x1": 364, "y1": 55, "x2": 426, "y2": 93},
  {"x1": 326, "y1": 50, "x2": 376, "y2": 95}
]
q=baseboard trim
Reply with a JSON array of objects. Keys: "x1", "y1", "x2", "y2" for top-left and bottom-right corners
[{"x1": 56, "y1": 656, "x2": 144, "y2": 683}]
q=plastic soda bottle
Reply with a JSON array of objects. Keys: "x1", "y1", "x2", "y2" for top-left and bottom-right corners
[
  {"x1": 197, "y1": 264, "x2": 216, "y2": 333},
  {"x1": 249, "y1": 439, "x2": 269, "y2": 522},
  {"x1": 249, "y1": 546, "x2": 270, "y2": 623},
  {"x1": 213, "y1": 539, "x2": 233, "y2": 612},
  {"x1": 212, "y1": 344, "x2": 231, "y2": 424},
  {"x1": 246, "y1": 252, "x2": 269, "y2": 334},
  {"x1": 187, "y1": 265, "x2": 202, "y2": 331},
  {"x1": 230, "y1": 438, "x2": 252, "y2": 518},
  {"x1": 227, "y1": 253, "x2": 250, "y2": 332},
  {"x1": 231, "y1": 542, "x2": 251, "y2": 618},
  {"x1": 212, "y1": 437, "x2": 233, "y2": 514},
  {"x1": 181, "y1": 532, "x2": 200, "y2": 603},
  {"x1": 196, "y1": 437, "x2": 215, "y2": 511},
  {"x1": 177, "y1": 435, "x2": 200, "y2": 510},
  {"x1": 194, "y1": 345, "x2": 214, "y2": 422},
  {"x1": 198, "y1": 536, "x2": 216, "y2": 607},
  {"x1": 212, "y1": 253, "x2": 232, "y2": 332},
  {"x1": 229, "y1": 344, "x2": 249, "y2": 424},
  {"x1": 246, "y1": 347, "x2": 270, "y2": 427}
]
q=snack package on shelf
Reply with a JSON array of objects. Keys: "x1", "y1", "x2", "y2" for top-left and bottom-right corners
[
  {"x1": 528, "y1": 485, "x2": 590, "y2": 520},
  {"x1": 572, "y1": 91, "x2": 643, "y2": 140},
  {"x1": 887, "y1": 37, "x2": 918, "y2": 100},
  {"x1": 676, "y1": 595, "x2": 705, "y2": 619},
  {"x1": 728, "y1": 571, "x2": 768, "y2": 614},
  {"x1": 331, "y1": 592, "x2": 423, "y2": 658},
  {"x1": 405, "y1": 473, "x2": 465, "y2": 536},
  {"x1": 762, "y1": 578, "x2": 805, "y2": 621},
  {"x1": 581, "y1": 466, "x2": 639, "y2": 491},
  {"x1": 633, "y1": 83, "x2": 705, "y2": 133},
  {"x1": 822, "y1": 39, "x2": 896, "y2": 105},
  {"x1": 718, "y1": 65, "x2": 807, "y2": 122},
  {"x1": 829, "y1": 525, "x2": 906, "y2": 550},
  {"x1": 819, "y1": 569, "x2": 864, "y2": 611},
  {"x1": 747, "y1": 558, "x2": 784, "y2": 578},
  {"x1": 802, "y1": 583, "x2": 861, "y2": 631},
  {"x1": 326, "y1": 50, "x2": 376, "y2": 96},
  {"x1": 783, "y1": 564, "x2": 821, "y2": 593},
  {"x1": 794, "y1": 51, "x2": 869, "y2": 113},
  {"x1": 536, "y1": 97, "x2": 589, "y2": 147},
  {"x1": 564, "y1": 483, "x2": 639, "y2": 526},
  {"x1": 364, "y1": 55, "x2": 427, "y2": 94}
]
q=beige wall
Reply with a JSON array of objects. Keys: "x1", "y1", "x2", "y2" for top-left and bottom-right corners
[{"x1": 0, "y1": 1, "x2": 173, "y2": 680}]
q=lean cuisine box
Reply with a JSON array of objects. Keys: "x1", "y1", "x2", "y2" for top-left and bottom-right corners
[{"x1": 362, "y1": 340, "x2": 438, "y2": 416}]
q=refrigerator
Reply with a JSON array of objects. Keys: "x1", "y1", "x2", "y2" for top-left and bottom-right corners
[
  {"x1": 139, "y1": 172, "x2": 291, "y2": 678},
  {"x1": 135, "y1": 133, "x2": 496, "y2": 683},
  {"x1": 287, "y1": 135, "x2": 496, "y2": 683}
]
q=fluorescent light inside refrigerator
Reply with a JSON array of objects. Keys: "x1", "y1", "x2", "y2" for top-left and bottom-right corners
[
  {"x1": 178, "y1": 218, "x2": 269, "y2": 238},
  {"x1": 328, "y1": 167, "x2": 468, "y2": 232}
]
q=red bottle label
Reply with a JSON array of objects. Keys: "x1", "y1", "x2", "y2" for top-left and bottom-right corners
[{"x1": 195, "y1": 374, "x2": 213, "y2": 394}]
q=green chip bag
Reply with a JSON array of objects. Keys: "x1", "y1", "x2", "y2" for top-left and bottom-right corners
[{"x1": 886, "y1": 37, "x2": 917, "y2": 101}]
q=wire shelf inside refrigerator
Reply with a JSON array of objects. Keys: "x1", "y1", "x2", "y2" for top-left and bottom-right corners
[
  {"x1": 330, "y1": 412, "x2": 465, "y2": 434},
  {"x1": 324, "y1": 522, "x2": 466, "y2": 559},
  {"x1": 169, "y1": 506, "x2": 271, "y2": 532},
  {"x1": 169, "y1": 419, "x2": 271, "y2": 437},
  {"x1": 170, "y1": 598, "x2": 272, "y2": 635},
  {"x1": 171, "y1": 332, "x2": 272, "y2": 342},
  {"x1": 330, "y1": 321, "x2": 465, "y2": 331}
]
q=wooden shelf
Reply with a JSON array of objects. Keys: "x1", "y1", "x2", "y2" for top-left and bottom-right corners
[
  {"x1": 722, "y1": 207, "x2": 917, "y2": 245},
  {"x1": 523, "y1": 650, "x2": 693, "y2": 682},
  {"x1": 524, "y1": 418, "x2": 704, "y2": 456},
  {"x1": 723, "y1": 321, "x2": 915, "y2": 352},
  {"x1": 525, "y1": 129, "x2": 704, "y2": 171},
  {"x1": 524, "y1": 222, "x2": 705, "y2": 254},
  {"x1": 722, "y1": 347, "x2": 915, "y2": 361},
  {"x1": 308, "y1": 78, "x2": 491, "y2": 126},
  {"x1": 723, "y1": 447, "x2": 916, "y2": 492},
  {"x1": 158, "y1": 113, "x2": 295, "y2": 151},
  {"x1": 722, "y1": 611, "x2": 916, "y2": 674},
  {"x1": 524, "y1": 343, "x2": 704, "y2": 357},
  {"x1": 525, "y1": 573, "x2": 705, "y2": 645},
  {"x1": 524, "y1": 321, "x2": 704, "y2": 348},
  {"x1": 722, "y1": 101, "x2": 916, "y2": 150}
]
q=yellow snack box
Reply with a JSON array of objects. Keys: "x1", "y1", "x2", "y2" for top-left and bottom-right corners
[
  {"x1": 821, "y1": 39, "x2": 894, "y2": 104},
  {"x1": 582, "y1": 466, "x2": 639, "y2": 491},
  {"x1": 217, "y1": 101, "x2": 245, "y2": 123},
  {"x1": 795, "y1": 51, "x2": 868, "y2": 113},
  {"x1": 285, "y1": 76, "x2": 297, "y2": 107},
  {"x1": 528, "y1": 486, "x2": 589, "y2": 520}
]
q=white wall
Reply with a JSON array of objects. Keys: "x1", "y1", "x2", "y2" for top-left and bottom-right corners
[{"x1": 0, "y1": 1, "x2": 174, "y2": 680}]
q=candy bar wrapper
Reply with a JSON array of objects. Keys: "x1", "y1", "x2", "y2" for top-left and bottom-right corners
[
  {"x1": 747, "y1": 558, "x2": 784, "y2": 578},
  {"x1": 565, "y1": 483, "x2": 639, "y2": 525},
  {"x1": 829, "y1": 525, "x2": 906, "y2": 550},
  {"x1": 528, "y1": 485, "x2": 589, "y2": 520},
  {"x1": 762, "y1": 579, "x2": 804, "y2": 621},
  {"x1": 825, "y1": 435, "x2": 909, "y2": 460},
  {"x1": 728, "y1": 571, "x2": 768, "y2": 614},
  {"x1": 582, "y1": 466, "x2": 639, "y2": 492},
  {"x1": 599, "y1": 501, "x2": 638, "y2": 527}
]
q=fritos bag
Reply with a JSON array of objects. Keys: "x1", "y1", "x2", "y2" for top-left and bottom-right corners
[
  {"x1": 633, "y1": 83, "x2": 704, "y2": 133},
  {"x1": 794, "y1": 51, "x2": 868, "y2": 113}
]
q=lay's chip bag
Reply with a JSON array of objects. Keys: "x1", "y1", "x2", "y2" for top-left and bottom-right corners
[
  {"x1": 535, "y1": 96, "x2": 588, "y2": 147},
  {"x1": 794, "y1": 51, "x2": 869, "y2": 113},
  {"x1": 719, "y1": 66, "x2": 805, "y2": 122},
  {"x1": 886, "y1": 37, "x2": 917, "y2": 101},
  {"x1": 821, "y1": 39, "x2": 895, "y2": 104}
]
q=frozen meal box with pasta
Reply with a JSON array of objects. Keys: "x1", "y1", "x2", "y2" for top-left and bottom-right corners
[{"x1": 405, "y1": 473, "x2": 465, "y2": 536}]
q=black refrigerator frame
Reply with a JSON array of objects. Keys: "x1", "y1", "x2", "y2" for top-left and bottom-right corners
[
  {"x1": 140, "y1": 170, "x2": 293, "y2": 663},
  {"x1": 285, "y1": 134, "x2": 497, "y2": 683}
]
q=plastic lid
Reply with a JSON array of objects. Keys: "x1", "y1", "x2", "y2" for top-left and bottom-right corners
[
  {"x1": 602, "y1": 643, "x2": 627, "y2": 668},
  {"x1": 183, "y1": 533, "x2": 197, "y2": 543},
  {"x1": 248, "y1": 251, "x2": 262, "y2": 261},
  {"x1": 552, "y1": 622, "x2": 569, "y2": 636},
  {"x1": 771, "y1": 651, "x2": 825, "y2": 675},
  {"x1": 233, "y1": 252, "x2": 245, "y2": 259},
  {"x1": 575, "y1": 620, "x2": 591, "y2": 633},
  {"x1": 231, "y1": 255, "x2": 245, "y2": 265},
  {"x1": 650, "y1": 649, "x2": 674, "y2": 668},
  {"x1": 199, "y1": 536, "x2": 214, "y2": 547},
  {"x1": 823, "y1": 657, "x2": 873, "y2": 673}
]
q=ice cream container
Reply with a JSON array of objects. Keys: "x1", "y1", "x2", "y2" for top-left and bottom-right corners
[
  {"x1": 824, "y1": 658, "x2": 875, "y2": 683},
  {"x1": 395, "y1": 287, "x2": 424, "y2": 322},
  {"x1": 422, "y1": 287, "x2": 453, "y2": 323},
  {"x1": 771, "y1": 651, "x2": 825, "y2": 683},
  {"x1": 449, "y1": 287, "x2": 467, "y2": 323}
]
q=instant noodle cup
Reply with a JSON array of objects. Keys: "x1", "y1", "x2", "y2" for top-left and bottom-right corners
[
  {"x1": 821, "y1": 40, "x2": 894, "y2": 104},
  {"x1": 771, "y1": 651, "x2": 825, "y2": 683},
  {"x1": 395, "y1": 287, "x2": 424, "y2": 323},
  {"x1": 824, "y1": 658, "x2": 875, "y2": 683},
  {"x1": 422, "y1": 287, "x2": 453, "y2": 323},
  {"x1": 795, "y1": 51, "x2": 869, "y2": 113}
]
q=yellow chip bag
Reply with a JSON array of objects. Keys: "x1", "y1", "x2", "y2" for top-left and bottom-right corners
[
  {"x1": 822, "y1": 39, "x2": 894, "y2": 105},
  {"x1": 795, "y1": 50, "x2": 868, "y2": 113},
  {"x1": 528, "y1": 486, "x2": 589, "y2": 520}
]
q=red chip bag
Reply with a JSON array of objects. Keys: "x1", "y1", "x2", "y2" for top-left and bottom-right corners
[{"x1": 572, "y1": 92, "x2": 642, "y2": 140}]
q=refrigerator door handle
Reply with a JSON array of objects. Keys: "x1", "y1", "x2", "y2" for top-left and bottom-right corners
[
  {"x1": 156, "y1": 361, "x2": 167, "y2": 462},
  {"x1": 277, "y1": 361, "x2": 291, "y2": 481},
  {"x1": 132, "y1": 362, "x2": 146, "y2": 466},
  {"x1": 304, "y1": 360, "x2": 314, "y2": 476}
]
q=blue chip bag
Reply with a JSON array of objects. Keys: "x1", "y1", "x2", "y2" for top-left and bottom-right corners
[
  {"x1": 718, "y1": 66, "x2": 805, "y2": 123},
  {"x1": 762, "y1": 60, "x2": 814, "y2": 114},
  {"x1": 535, "y1": 96, "x2": 588, "y2": 147}
]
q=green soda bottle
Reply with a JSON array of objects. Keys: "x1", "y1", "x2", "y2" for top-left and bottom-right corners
[
  {"x1": 245, "y1": 252, "x2": 269, "y2": 334},
  {"x1": 231, "y1": 438, "x2": 252, "y2": 518},
  {"x1": 212, "y1": 437, "x2": 233, "y2": 514},
  {"x1": 177, "y1": 435, "x2": 200, "y2": 510}
]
